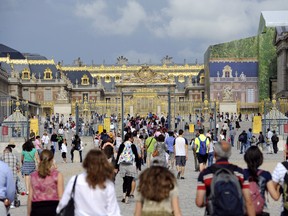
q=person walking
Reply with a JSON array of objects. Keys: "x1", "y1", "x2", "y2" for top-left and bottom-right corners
[
  {"x1": 61, "y1": 138, "x2": 68, "y2": 163},
  {"x1": 21, "y1": 140, "x2": 39, "y2": 195},
  {"x1": 27, "y1": 150, "x2": 64, "y2": 216},
  {"x1": 271, "y1": 130, "x2": 279, "y2": 154},
  {"x1": 0, "y1": 160, "x2": 15, "y2": 216},
  {"x1": 247, "y1": 128, "x2": 253, "y2": 149},
  {"x1": 266, "y1": 128, "x2": 273, "y2": 154},
  {"x1": 70, "y1": 134, "x2": 82, "y2": 163},
  {"x1": 244, "y1": 146, "x2": 280, "y2": 215},
  {"x1": 174, "y1": 129, "x2": 189, "y2": 179},
  {"x1": 2, "y1": 146, "x2": 20, "y2": 209},
  {"x1": 41, "y1": 132, "x2": 50, "y2": 149},
  {"x1": 165, "y1": 131, "x2": 175, "y2": 170},
  {"x1": 194, "y1": 129, "x2": 209, "y2": 172},
  {"x1": 34, "y1": 135, "x2": 43, "y2": 156},
  {"x1": 145, "y1": 132, "x2": 157, "y2": 168},
  {"x1": 239, "y1": 130, "x2": 248, "y2": 154},
  {"x1": 195, "y1": 141, "x2": 254, "y2": 216},
  {"x1": 50, "y1": 131, "x2": 58, "y2": 152},
  {"x1": 134, "y1": 166, "x2": 182, "y2": 216},
  {"x1": 115, "y1": 132, "x2": 141, "y2": 204},
  {"x1": 57, "y1": 149, "x2": 121, "y2": 215},
  {"x1": 230, "y1": 127, "x2": 236, "y2": 147},
  {"x1": 257, "y1": 131, "x2": 265, "y2": 152},
  {"x1": 153, "y1": 134, "x2": 168, "y2": 167}
]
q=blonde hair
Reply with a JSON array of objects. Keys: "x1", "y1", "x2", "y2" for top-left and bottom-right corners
[{"x1": 38, "y1": 150, "x2": 54, "y2": 178}]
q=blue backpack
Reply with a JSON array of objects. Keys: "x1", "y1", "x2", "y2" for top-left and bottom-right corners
[
  {"x1": 198, "y1": 137, "x2": 208, "y2": 155},
  {"x1": 207, "y1": 165, "x2": 244, "y2": 216}
]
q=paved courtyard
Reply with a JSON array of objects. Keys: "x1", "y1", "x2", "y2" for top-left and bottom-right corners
[{"x1": 5, "y1": 121, "x2": 284, "y2": 216}]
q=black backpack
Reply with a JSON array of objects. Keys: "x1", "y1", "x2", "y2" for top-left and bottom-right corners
[{"x1": 207, "y1": 165, "x2": 244, "y2": 216}]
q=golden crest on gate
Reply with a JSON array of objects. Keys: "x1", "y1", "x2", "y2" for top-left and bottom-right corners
[{"x1": 135, "y1": 66, "x2": 156, "y2": 82}]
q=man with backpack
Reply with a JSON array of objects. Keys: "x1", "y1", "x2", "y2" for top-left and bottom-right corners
[
  {"x1": 271, "y1": 130, "x2": 279, "y2": 154},
  {"x1": 239, "y1": 130, "x2": 248, "y2": 154},
  {"x1": 194, "y1": 129, "x2": 209, "y2": 172},
  {"x1": 195, "y1": 140, "x2": 255, "y2": 216}
]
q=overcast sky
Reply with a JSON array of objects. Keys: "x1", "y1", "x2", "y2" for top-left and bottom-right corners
[{"x1": 1, "y1": 0, "x2": 288, "y2": 65}]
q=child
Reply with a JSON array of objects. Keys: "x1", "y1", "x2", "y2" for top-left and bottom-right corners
[
  {"x1": 61, "y1": 138, "x2": 68, "y2": 163},
  {"x1": 134, "y1": 166, "x2": 182, "y2": 216}
]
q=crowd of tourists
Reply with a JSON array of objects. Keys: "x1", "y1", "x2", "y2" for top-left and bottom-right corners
[{"x1": 1, "y1": 111, "x2": 288, "y2": 216}]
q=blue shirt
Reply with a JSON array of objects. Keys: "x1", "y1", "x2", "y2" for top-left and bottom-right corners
[
  {"x1": 247, "y1": 131, "x2": 253, "y2": 144},
  {"x1": 0, "y1": 161, "x2": 15, "y2": 202},
  {"x1": 165, "y1": 136, "x2": 175, "y2": 152}
]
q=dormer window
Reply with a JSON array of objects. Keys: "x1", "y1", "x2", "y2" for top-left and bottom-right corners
[
  {"x1": 81, "y1": 74, "x2": 89, "y2": 85},
  {"x1": 44, "y1": 68, "x2": 53, "y2": 80},
  {"x1": 22, "y1": 68, "x2": 30, "y2": 80},
  {"x1": 222, "y1": 65, "x2": 233, "y2": 78},
  {"x1": 105, "y1": 75, "x2": 111, "y2": 83},
  {"x1": 115, "y1": 75, "x2": 120, "y2": 83}
]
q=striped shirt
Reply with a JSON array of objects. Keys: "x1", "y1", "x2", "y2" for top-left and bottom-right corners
[
  {"x1": 272, "y1": 162, "x2": 288, "y2": 187},
  {"x1": 197, "y1": 159, "x2": 249, "y2": 196}
]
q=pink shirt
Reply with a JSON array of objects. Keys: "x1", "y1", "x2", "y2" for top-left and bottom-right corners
[
  {"x1": 30, "y1": 169, "x2": 59, "y2": 202},
  {"x1": 34, "y1": 139, "x2": 41, "y2": 150}
]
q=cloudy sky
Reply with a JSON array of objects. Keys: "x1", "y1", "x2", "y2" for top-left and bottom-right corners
[{"x1": 1, "y1": 0, "x2": 288, "y2": 65}]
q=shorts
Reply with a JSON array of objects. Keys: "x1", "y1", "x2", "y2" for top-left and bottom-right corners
[
  {"x1": 61, "y1": 152, "x2": 66, "y2": 159},
  {"x1": 175, "y1": 156, "x2": 186, "y2": 167},
  {"x1": 169, "y1": 152, "x2": 175, "y2": 160},
  {"x1": 197, "y1": 153, "x2": 208, "y2": 164}
]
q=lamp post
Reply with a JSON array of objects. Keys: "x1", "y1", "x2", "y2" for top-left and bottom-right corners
[
  {"x1": 25, "y1": 100, "x2": 30, "y2": 140},
  {"x1": 75, "y1": 100, "x2": 79, "y2": 135}
]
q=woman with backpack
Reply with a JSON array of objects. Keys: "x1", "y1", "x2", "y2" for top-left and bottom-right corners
[
  {"x1": 244, "y1": 146, "x2": 280, "y2": 215},
  {"x1": 115, "y1": 132, "x2": 141, "y2": 204}
]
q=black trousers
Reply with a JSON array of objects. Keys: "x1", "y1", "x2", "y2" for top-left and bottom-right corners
[
  {"x1": 70, "y1": 148, "x2": 82, "y2": 162},
  {"x1": 272, "y1": 142, "x2": 278, "y2": 153},
  {"x1": 122, "y1": 176, "x2": 133, "y2": 196}
]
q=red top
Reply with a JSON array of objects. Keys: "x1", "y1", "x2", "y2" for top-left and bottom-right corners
[{"x1": 30, "y1": 169, "x2": 59, "y2": 202}]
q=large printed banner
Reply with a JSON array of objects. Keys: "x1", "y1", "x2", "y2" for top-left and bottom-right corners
[
  {"x1": 104, "y1": 117, "x2": 111, "y2": 132},
  {"x1": 30, "y1": 118, "x2": 39, "y2": 136},
  {"x1": 253, "y1": 116, "x2": 262, "y2": 134}
]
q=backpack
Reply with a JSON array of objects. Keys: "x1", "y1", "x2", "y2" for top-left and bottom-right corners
[
  {"x1": 207, "y1": 165, "x2": 244, "y2": 216},
  {"x1": 248, "y1": 170, "x2": 265, "y2": 215},
  {"x1": 118, "y1": 142, "x2": 134, "y2": 164},
  {"x1": 238, "y1": 134, "x2": 244, "y2": 142},
  {"x1": 271, "y1": 135, "x2": 279, "y2": 143},
  {"x1": 198, "y1": 137, "x2": 207, "y2": 155},
  {"x1": 281, "y1": 162, "x2": 288, "y2": 211}
]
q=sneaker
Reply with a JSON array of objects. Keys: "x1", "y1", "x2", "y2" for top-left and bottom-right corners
[
  {"x1": 180, "y1": 177, "x2": 185, "y2": 180},
  {"x1": 177, "y1": 171, "x2": 181, "y2": 179},
  {"x1": 10, "y1": 205, "x2": 15, "y2": 209}
]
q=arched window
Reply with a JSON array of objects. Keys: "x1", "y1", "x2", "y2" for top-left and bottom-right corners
[
  {"x1": 81, "y1": 74, "x2": 89, "y2": 85},
  {"x1": 44, "y1": 68, "x2": 53, "y2": 80},
  {"x1": 21, "y1": 68, "x2": 30, "y2": 80},
  {"x1": 105, "y1": 75, "x2": 111, "y2": 83}
]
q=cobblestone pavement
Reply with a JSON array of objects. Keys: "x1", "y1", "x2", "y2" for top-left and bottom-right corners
[{"x1": 7, "y1": 122, "x2": 284, "y2": 216}]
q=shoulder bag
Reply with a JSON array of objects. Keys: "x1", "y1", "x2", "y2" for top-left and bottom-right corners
[{"x1": 57, "y1": 175, "x2": 78, "y2": 216}]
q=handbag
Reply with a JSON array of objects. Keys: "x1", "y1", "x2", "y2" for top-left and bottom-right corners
[
  {"x1": 152, "y1": 149, "x2": 159, "y2": 157},
  {"x1": 57, "y1": 175, "x2": 78, "y2": 216}
]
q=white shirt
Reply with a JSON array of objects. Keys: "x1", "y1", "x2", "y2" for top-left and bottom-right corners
[
  {"x1": 272, "y1": 162, "x2": 287, "y2": 187},
  {"x1": 61, "y1": 143, "x2": 67, "y2": 153},
  {"x1": 41, "y1": 135, "x2": 49, "y2": 144},
  {"x1": 267, "y1": 131, "x2": 273, "y2": 142},
  {"x1": 174, "y1": 136, "x2": 188, "y2": 156},
  {"x1": 56, "y1": 173, "x2": 121, "y2": 216}
]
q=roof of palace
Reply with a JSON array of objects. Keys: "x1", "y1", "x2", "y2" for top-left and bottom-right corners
[
  {"x1": 63, "y1": 70, "x2": 95, "y2": 84},
  {"x1": 0, "y1": 44, "x2": 25, "y2": 59}
]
